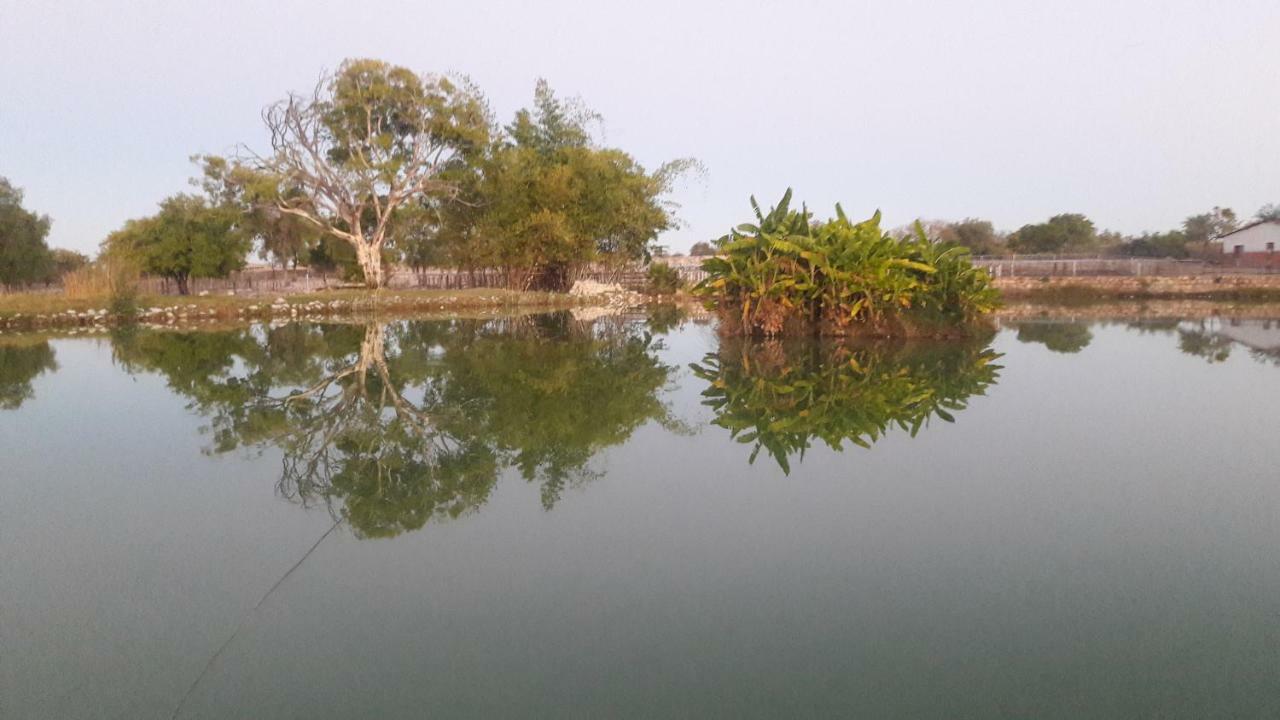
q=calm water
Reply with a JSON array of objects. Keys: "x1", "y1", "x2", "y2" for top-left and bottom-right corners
[{"x1": 3, "y1": 312, "x2": 1279, "y2": 719}]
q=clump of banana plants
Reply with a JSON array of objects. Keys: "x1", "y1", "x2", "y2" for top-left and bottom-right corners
[
  {"x1": 689, "y1": 336, "x2": 1002, "y2": 474},
  {"x1": 694, "y1": 190, "x2": 1000, "y2": 337}
]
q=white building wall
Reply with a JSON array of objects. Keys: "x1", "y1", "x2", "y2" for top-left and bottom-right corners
[{"x1": 1221, "y1": 221, "x2": 1280, "y2": 253}]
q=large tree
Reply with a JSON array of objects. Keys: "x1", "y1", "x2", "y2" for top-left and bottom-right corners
[
  {"x1": 0, "y1": 177, "x2": 53, "y2": 286},
  {"x1": 249, "y1": 59, "x2": 491, "y2": 288},
  {"x1": 442, "y1": 80, "x2": 698, "y2": 290},
  {"x1": 102, "y1": 194, "x2": 249, "y2": 294}
]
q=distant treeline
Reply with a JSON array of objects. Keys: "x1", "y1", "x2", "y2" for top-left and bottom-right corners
[{"x1": 884, "y1": 205, "x2": 1278, "y2": 259}]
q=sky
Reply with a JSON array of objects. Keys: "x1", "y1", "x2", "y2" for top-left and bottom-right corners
[{"x1": 2, "y1": 0, "x2": 1278, "y2": 255}]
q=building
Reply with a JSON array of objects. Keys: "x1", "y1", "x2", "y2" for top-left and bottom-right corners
[{"x1": 1219, "y1": 220, "x2": 1280, "y2": 268}]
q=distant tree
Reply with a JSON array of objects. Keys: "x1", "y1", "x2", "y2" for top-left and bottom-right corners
[
  {"x1": 1008, "y1": 214, "x2": 1096, "y2": 254},
  {"x1": 245, "y1": 59, "x2": 492, "y2": 288},
  {"x1": 0, "y1": 177, "x2": 54, "y2": 286},
  {"x1": 689, "y1": 241, "x2": 717, "y2": 256},
  {"x1": 1119, "y1": 230, "x2": 1189, "y2": 258},
  {"x1": 102, "y1": 194, "x2": 249, "y2": 294},
  {"x1": 1183, "y1": 206, "x2": 1237, "y2": 257},
  {"x1": 50, "y1": 248, "x2": 89, "y2": 277},
  {"x1": 1255, "y1": 204, "x2": 1280, "y2": 222},
  {"x1": 944, "y1": 218, "x2": 1004, "y2": 255}
]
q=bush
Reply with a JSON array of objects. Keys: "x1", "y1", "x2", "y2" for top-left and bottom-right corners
[
  {"x1": 694, "y1": 190, "x2": 999, "y2": 337},
  {"x1": 646, "y1": 262, "x2": 685, "y2": 295}
]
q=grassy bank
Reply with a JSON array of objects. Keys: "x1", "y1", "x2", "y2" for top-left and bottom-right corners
[{"x1": 0, "y1": 288, "x2": 591, "y2": 331}]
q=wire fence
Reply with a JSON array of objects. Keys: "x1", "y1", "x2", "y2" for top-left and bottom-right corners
[{"x1": 7, "y1": 256, "x2": 1268, "y2": 297}]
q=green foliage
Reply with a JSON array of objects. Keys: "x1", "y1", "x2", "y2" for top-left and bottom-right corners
[
  {"x1": 940, "y1": 218, "x2": 1005, "y2": 255},
  {"x1": 195, "y1": 155, "x2": 322, "y2": 269},
  {"x1": 50, "y1": 248, "x2": 89, "y2": 277},
  {"x1": 646, "y1": 262, "x2": 684, "y2": 295},
  {"x1": 690, "y1": 337, "x2": 1001, "y2": 473},
  {"x1": 102, "y1": 194, "x2": 250, "y2": 294},
  {"x1": 1183, "y1": 207, "x2": 1237, "y2": 249},
  {"x1": 1008, "y1": 213, "x2": 1097, "y2": 254},
  {"x1": 1256, "y1": 204, "x2": 1280, "y2": 223},
  {"x1": 0, "y1": 341, "x2": 58, "y2": 410},
  {"x1": 694, "y1": 190, "x2": 999, "y2": 337},
  {"x1": 438, "y1": 80, "x2": 698, "y2": 290},
  {"x1": 0, "y1": 177, "x2": 54, "y2": 286},
  {"x1": 689, "y1": 241, "x2": 717, "y2": 256},
  {"x1": 1118, "y1": 230, "x2": 1189, "y2": 258}
]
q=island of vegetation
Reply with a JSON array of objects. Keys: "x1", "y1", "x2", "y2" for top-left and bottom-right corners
[{"x1": 695, "y1": 191, "x2": 999, "y2": 337}]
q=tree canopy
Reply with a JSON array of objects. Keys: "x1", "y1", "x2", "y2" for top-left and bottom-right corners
[
  {"x1": 1008, "y1": 214, "x2": 1097, "y2": 254},
  {"x1": 435, "y1": 80, "x2": 698, "y2": 290},
  {"x1": 244, "y1": 59, "x2": 492, "y2": 287},
  {"x1": 102, "y1": 194, "x2": 249, "y2": 294},
  {"x1": 0, "y1": 177, "x2": 54, "y2": 286}
]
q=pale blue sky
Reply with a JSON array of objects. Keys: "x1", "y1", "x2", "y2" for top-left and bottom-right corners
[{"x1": 2, "y1": 0, "x2": 1278, "y2": 254}]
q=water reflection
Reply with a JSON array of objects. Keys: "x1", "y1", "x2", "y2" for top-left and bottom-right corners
[
  {"x1": 111, "y1": 314, "x2": 681, "y2": 538},
  {"x1": 1012, "y1": 321, "x2": 1093, "y2": 354},
  {"x1": 690, "y1": 337, "x2": 1003, "y2": 473},
  {"x1": 0, "y1": 340, "x2": 57, "y2": 410}
]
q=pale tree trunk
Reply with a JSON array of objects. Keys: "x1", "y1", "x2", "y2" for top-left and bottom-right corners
[{"x1": 355, "y1": 242, "x2": 385, "y2": 289}]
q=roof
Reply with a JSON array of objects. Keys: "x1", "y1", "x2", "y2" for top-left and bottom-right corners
[{"x1": 1218, "y1": 219, "x2": 1280, "y2": 239}]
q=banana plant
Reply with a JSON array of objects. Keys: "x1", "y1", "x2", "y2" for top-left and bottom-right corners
[{"x1": 694, "y1": 191, "x2": 999, "y2": 337}]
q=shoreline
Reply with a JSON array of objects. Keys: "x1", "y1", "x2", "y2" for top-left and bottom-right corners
[{"x1": 5, "y1": 277, "x2": 1280, "y2": 334}]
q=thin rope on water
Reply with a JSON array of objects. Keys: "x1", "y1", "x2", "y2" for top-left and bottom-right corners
[{"x1": 168, "y1": 517, "x2": 343, "y2": 719}]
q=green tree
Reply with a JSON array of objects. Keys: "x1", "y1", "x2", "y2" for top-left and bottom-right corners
[
  {"x1": 1183, "y1": 206, "x2": 1237, "y2": 257},
  {"x1": 102, "y1": 194, "x2": 249, "y2": 294},
  {"x1": 441, "y1": 80, "x2": 698, "y2": 290},
  {"x1": 1008, "y1": 214, "x2": 1096, "y2": 254},
  {"x1": 246, "y1": 59, "x2": 491, "y2": 287},
  {"x1": 49, "y1": 248, "x2": 89, "y2": 277},
  {"x1": 942, "y1": 218, "x2": 1005, "y2": 255},
  {"x1": 689, "y1": 241, "x2": 717, "y2": 256},
  {"x1": 0, "y1": 177, "x2": 53, "y2": 286},
  {"x1": 1118, "y1": 230, "x2": 1189, "y2": 258},
  {"x1": 195, "y1": 155, "x2": 323, "y2": 269}
]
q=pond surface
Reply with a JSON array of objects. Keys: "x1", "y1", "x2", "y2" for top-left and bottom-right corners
[{"x1": 2, "y1": 312, "x2": 1279, "y2": 718}]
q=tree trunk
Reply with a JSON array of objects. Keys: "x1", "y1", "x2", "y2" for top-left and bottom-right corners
[
  {"x1": 175, "y1": 274, "x2": 190, "y2": 295},
  {"x1": 355, "y1": 242, "x2": 385, "y2": 289}
]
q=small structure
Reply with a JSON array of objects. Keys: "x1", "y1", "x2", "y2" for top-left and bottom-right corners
[{"x1": 1219, "y1": 220, "x2": 1280, "y2": 268}]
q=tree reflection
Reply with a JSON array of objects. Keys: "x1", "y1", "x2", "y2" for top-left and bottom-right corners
[
  {"x1": 0, "y1": 341, "x2": 57, "y2": 410},
  {"x1": 1013, "y1": 321, "x2": 1093, "y2": 354},
  {"x1": 690, "y1": 337, "x2": 1001, "y2": 473},
  {"x1": 112, "y1": 314, "x2": 679, "y2": 538}
]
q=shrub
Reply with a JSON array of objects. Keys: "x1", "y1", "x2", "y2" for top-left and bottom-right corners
[
  {"x1": 646, "y1": 262, "x2": 685, "y2": 295},
  {"x1": 694, "y1": 190, "x2": 999, "y2": 337}
]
